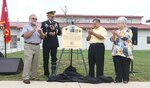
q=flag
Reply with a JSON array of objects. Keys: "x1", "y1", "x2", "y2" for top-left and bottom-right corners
[{"x1": 1, "y1": 0, "x2": 11, "y2": 44}]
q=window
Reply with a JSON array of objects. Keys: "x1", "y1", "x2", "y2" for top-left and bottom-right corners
[
  {"x1": 85, "y1": 19, "x2": 90, "y2": 23},
  {"x1": 110, "y1": 18, "x2": 115, "y2": 23},
  {"x1": 128, "y1": 19, "x2": 132, "y2": 23},
  {"x1": 147, "y1": 36, "x2": 150, "y2": 44},
  {"x1": 10, "y1": 35, "x2": 17, "y2": 48}
]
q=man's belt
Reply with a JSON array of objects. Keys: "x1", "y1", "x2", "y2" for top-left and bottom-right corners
[
  {"x1": 90, "y1": 43, "x2": 104, "y2": 45},
  {"x1": 24, "y1": 42, "x2": 39, "y2": 45}
]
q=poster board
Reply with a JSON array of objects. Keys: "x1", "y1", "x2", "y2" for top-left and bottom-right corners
[{"x1": 62, "y1": 25, "x2": 82, "y2": 49}]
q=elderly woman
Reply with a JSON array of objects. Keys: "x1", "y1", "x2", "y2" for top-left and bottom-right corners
[{"x1": 110, "y1": 17, "x2": 133, "y2": 84}]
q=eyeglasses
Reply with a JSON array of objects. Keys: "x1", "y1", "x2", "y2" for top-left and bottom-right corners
[{"x1": 31, "y1": 18, "x2": 37, "y2": 20}]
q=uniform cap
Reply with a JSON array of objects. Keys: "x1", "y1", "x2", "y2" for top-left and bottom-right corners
[{"x1": 47, "y1": 11, "x2": 56, "y2": 16}]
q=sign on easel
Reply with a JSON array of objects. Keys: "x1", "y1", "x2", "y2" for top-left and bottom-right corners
[{"x1": 62, "y1": 25, "x2": 82, "y2": 49}]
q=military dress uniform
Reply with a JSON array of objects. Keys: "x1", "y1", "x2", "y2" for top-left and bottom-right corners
[{"x1": 41, "y1": 11, "x2": 61, "y2": 77}]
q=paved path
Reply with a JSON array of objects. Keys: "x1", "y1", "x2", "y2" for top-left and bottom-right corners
[{"x1": 0, "y1": 81, "x2": 150, "y2": 88}]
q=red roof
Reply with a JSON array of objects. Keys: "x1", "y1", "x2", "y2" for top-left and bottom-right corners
[
  {"x1": 9, "y1": 22, "x2": 42, "y2": 29},
  {"x1": 56, "y1": 14, "x2": 143, "y2": 19},
  {"x1": 0, "y1": 22, "x2": 150, "y2": 30}
]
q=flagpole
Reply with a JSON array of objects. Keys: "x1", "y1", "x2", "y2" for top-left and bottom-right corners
[{"x1": 4, "y1": 25, "x2": 7, "y2": 58}]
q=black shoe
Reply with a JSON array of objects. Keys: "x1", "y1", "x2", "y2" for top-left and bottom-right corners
[
  {"x1": 114, "y1": 80, "x2": 122, "y2": 83},
  {"x1": 44, "y1": 72, "x2": 49, "y2": 76},
  {"x1": 123, "y1": 81, "x2": 128, "y2": 84},
  {"x1": 23, "y1": 79, "x2": 30, "y2": 84}
]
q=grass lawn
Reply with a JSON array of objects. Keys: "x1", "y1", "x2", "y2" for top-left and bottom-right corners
[{"x1": 0, "y1": 50, "x2": 150, "y2": 81}]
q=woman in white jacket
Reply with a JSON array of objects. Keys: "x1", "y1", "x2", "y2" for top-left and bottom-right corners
[{"x1": 110, "y1": 17, "x2": 133, "y2": 84}]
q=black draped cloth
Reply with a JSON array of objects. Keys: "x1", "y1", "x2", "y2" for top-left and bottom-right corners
[
  {"x1": 47, "y1": 66, "x2": 113, "y2": 84},
  {"x1": 0, "y1": 51, "x2": 4, "y2": 57}
]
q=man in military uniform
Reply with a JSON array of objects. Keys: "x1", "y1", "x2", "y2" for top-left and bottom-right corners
[{"x1": 41, "y1": 11, "x2": 61, "y2": 78}]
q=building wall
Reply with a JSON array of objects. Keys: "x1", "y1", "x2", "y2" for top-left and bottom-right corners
[
  {"x1": 57, "y1": 29, "x2": 150, "y2": 50},
  {"x1": 0, "y1": 29, "x2": 4, "y2": 49},
  {"x1": 134, "y1": 30, "x2": 150, "y2": 50},
  {"x1": 0, "y1": 28, "x2": 150, "y2": 54},
  {"x1": 0, "y1": 28, "x2": 23, "y2": 53},
  {"x1": 14, "y1": 28, "x2": 150, "y2": 50},
  {"x1": 0, "y1": 29, "x2": 3, "y2": 41}
]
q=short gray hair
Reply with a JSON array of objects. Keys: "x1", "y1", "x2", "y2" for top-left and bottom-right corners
[
  {"x1": 29, "y1": 14, "x2": 37, "y2": 19},
  {"x1": 117, "y1": 17, "x2": 127, "y2": 24}
]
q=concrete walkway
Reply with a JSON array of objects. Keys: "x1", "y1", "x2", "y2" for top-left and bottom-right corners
[{"x1": 0, "y1": 81, "x2": 150, "y2": 88}]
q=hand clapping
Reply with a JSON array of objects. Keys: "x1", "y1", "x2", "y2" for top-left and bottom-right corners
[
  {"x1": 87, "y1": 29, "x2": 93, "y2": 35},
  {"x1": 111, "y1": 30, "x2": 118, "y2": 35},
  {"x1": 49, "y1": 32, "x2": 55, "y2": 36}
]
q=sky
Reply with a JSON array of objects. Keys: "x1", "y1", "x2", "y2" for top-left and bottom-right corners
[{"x1": 0, "y1": 0, "x2": 150, "y2": 23}]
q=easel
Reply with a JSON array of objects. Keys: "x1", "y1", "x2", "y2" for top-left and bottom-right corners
[
  {"x1": 130, "y1": 27, "x2": 138, "y2": 75},
  {"x1": 56, "y1": 48, "x2": 88, "y2": 76},
  {"x1": 130, "y1": 45, "x2": 138, "y2": 75}
]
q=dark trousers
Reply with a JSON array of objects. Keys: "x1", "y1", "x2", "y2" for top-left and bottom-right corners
[
  {"x1": 113, "y1": 56, "x2": 131, "y2": 81},
  {"x1": 43, "y1": 47, "x2": 57, "y2": 75},
  {"x1": 88, "y1": 43, "x2": 105, "y2": 77}
]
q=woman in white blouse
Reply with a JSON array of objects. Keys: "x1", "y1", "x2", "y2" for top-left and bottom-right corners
[{"x1": 110, "y1": 17, "x2": 133, "y2": 84}]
